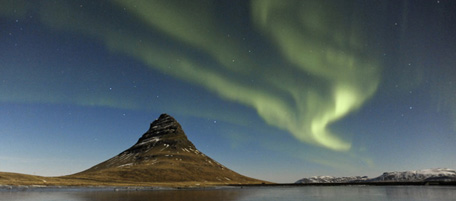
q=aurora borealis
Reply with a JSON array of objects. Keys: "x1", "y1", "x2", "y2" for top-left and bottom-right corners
[{"x1": 1, "y1": 0, "x2": 456, "y2": 182}]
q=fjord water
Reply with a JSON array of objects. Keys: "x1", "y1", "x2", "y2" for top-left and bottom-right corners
[{"x1": 1, "y1": 186, "x2": 455, "y2": 201}]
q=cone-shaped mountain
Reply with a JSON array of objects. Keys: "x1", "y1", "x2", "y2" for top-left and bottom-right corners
[{"x1": 69, "y1": 114, "x2": 265, "y2": 185}]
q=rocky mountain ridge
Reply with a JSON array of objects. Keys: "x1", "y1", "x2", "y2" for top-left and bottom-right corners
[{"x1": 296, "y1": 168, "x2": 456, "y2": 184}]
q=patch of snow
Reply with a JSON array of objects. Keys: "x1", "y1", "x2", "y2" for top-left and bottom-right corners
[
  {"x1": 118, "y1": 163, "x2": 133, "y2": 168},
  {"x1": 136, "y1": 137, "x2": 160, "y2": 146},
  {"x1": 160, "y1": 144, "x2": 170, "y2": 151}
]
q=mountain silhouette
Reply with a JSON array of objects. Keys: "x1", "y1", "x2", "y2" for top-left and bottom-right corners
[{"x1": 67, "y1": 114, "x2": 265, "y2": 185}]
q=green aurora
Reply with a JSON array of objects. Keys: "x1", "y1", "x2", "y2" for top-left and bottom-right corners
[{"x1": 2, "y1": 0, "x2": 380, "y2": 151}]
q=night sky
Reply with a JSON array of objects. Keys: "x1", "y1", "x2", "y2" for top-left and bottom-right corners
[{"x1": 1, "y1": 0, "x2": 455, "y2": 183}]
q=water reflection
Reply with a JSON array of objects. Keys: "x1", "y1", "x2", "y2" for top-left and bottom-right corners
[
  {"x1": 77, "y1": 189, "x2": 246, "y2": 201},
  {"x1": 0, "y1": 188, "x2": 249, "y2": 201},
  {"x1": 384, "y1": 186, "x2": 456, "y2": 201},
  {"x1": 1, "y1": 186, "x2": 455, "y2": 201}
]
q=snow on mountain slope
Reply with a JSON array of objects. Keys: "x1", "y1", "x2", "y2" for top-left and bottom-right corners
[
  {"x1": 370, "y1": 168, "x2": 456, "y2": 182},
  {"x1": 296, "y1": 168, "x2": 456, "y2": 184},
  {"x1": 296, "y1": 176, "x2": 368, "y2": 184}
]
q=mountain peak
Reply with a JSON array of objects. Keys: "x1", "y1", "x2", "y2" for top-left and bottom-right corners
[
  {"x1": 156, "y1": 113, "x2": 177, "y2": 124},
  {"x1": 128, "y1": 113, "x2": 191, "y2": 154},
  {"x1": 69, "y1": 113, "x2": 266, "y2": 185},
  {"x1": 144, "y1": 113, "x2": 183, "y2": 137}
]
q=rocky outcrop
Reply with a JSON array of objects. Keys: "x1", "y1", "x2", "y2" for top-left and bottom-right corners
[{"x1": 124, "y1": 114, "x2": 194, "y2": 154}]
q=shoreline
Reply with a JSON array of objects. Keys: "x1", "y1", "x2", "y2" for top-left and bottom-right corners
[
  {"x1": 0, "y1": 185, "x2": 242, "y2": 192},
  {"x1": 230, "y1": 181, "x2": 456, "y2": 187},
  {"x1": 2, "y1": 181, "x2": 456, "y2": 192}
]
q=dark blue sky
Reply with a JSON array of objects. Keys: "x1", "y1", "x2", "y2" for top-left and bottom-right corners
[{"x1": 1, "y1": 0, "x2": 455, "y2": 182}]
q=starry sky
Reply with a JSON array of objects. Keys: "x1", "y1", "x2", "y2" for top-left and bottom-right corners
[{"x1": 1, "y1": 0, "x2": 455, "y2": 183}]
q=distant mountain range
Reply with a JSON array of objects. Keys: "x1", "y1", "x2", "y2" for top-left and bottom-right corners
[{"x1": 296, "y1": 168, "x2": 456, "y2": 184}]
